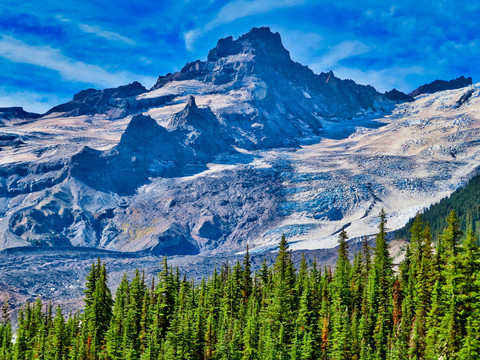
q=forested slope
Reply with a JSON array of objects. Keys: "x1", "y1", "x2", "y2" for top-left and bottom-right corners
[
  {"x1": 1, "y1": 211, "x2": 479, "y2": 359},
  {"x1": 396, "y1": 173, "x2": 480, "y2": 240}
]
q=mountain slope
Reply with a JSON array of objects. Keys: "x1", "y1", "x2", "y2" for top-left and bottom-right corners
[
  {"x1": 145, "y1": 27, "x2": 392, "y2": 149},
  {"x1": 70, "y1": 97, "x2": 238, "y2": 195},
  {"x1": 0, "y1": 27, "x2": 478, "y2": 255}
]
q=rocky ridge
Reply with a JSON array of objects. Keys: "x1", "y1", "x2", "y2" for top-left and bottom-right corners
[
  {"x1": 0, "y1": 27, "x2": 478, "y2": 258},
  {"x1": 409, "y1": 76, "x2": 473, "y2": 97},
  {"x1": 0, "y1": 107, "x2": 41, "y2": 127}
]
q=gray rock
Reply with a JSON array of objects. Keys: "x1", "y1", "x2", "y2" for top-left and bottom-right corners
[
  {"x1": 408, "y1": 76, "x2": 473, "y2": 97},
  {"x1": 0, "y1": 27, "x2": 476, "y2": 259},
  {"x1": 44, "y1": 81, "x2": 148, "y2": 118},
  {"x1": 0, "y1": 107, "x2": 41, "y2": 121}
]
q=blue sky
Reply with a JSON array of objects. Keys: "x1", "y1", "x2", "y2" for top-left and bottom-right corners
[{"x1": 0, "y1": 0, "x2": 478, "y2": 113}]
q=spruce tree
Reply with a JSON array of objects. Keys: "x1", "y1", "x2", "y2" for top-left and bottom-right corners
[{"x1": 371, "y1": 209, "x2": 393, "y2": 359}]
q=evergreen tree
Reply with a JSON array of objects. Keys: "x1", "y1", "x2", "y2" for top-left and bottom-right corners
[
  {"x1": 0, "y1": 298, "x2": 12, "y2": 360},
  {"x1": 47, "y1": 307, "x2": 66, "y2": 360},
  {"x1": 371, "y1": 209, "x2": 393, "y2": 359},
  {"x1": 83, "y1": 260, "x2": 113, "y2": 360},
  {"x1": 4, "y1": 208, "x2": 480, "y2": 360}
]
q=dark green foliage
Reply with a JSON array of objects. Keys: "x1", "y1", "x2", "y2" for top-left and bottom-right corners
[
  {"x1": 396, "y1": 173, "x2": 480, "y2": 240},
  {"x1": 2, "y1": 210, "x2": 480, "y2": 359}
]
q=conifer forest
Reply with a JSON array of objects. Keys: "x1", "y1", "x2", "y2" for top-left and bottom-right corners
[{"x1": 1, "y1": 210, "x2": 480, "y2": 360}]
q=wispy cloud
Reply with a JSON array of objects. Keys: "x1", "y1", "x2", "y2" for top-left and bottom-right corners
[
  {"x1": 311, "y1": 40, "x2": 371, "y2": 72},
  {"x1": 184, "y1": 0, "x2": 304, "y2": 51},
  {"x1": 78, "y1": 23, "x2": 136, "y2": 45},
  {"x1": 183, "y1": 28, "x2": 203, "y2": 52},
  {"x1": 55, "y1": 15, "x2": 135, "y2": 45},
  {"x1": 0, "y1": 35, "x2": 155, "y2": 88},
  {"x1": 204, "y1": 0, "x2": 304, "y2": 31}
]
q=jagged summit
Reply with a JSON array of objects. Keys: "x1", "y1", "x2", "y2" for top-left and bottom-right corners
[
  {"x1": 207, "y1": 27, "x2": 291, "y2": 63},
  {"x1": 119, "y1": 113, "x2": 169, "y2": 148},
  {"x1": 148, "y1": 27, "x2": 385, "y2": 149},
  {"x1": 152, "y1": 26, "x2": 295, "y2": 90},
  {"x1": 167, "y1": 95, "x2": 223, "y2": 132},
  {"x1": 384, "y1": 88, "x2": 414, "y2": 102},
  {"x1": 409, "y1": 76, "x2": 473, "y2": 97},
  {"x1": 186, "y1": 95, "x2": 197, "y2": 108},
  {"x1": 167, "y1": 95, "x2": 203, "y2": 129}
]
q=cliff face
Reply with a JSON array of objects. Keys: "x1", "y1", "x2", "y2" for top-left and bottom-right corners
[
  {"x1": 409, "y1": 76, "x2": 473, "y2": 97},
  {"x1": 150, "y1": 27, "x2": 385, "y2": 148},
  {"x1": 0, "y1": 27, "x2": 477, "y2": 256}
]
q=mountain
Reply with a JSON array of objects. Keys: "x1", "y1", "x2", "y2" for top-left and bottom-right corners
[
  {"x1": 384, "y1": 88, "x2": 414, "y2": 102},
  {"x1": 0, "y1": 27, "x2": 478, "y2": 257},
  {"x1": 408, "y1": 75, "x2": 473, "y2": 97},
  {"x1": 0, "y1": 107, "x2": 41, "y2": 121},
  {"x1": 149, "y1": 27, "x2": 389, "y2": 148},
  {"x1": 0, "y1": 107, "x2": 41, "y2": 127},
  {"x1": 44, "y1": 81, "x2": 152, "y2": 118},
  {"x1": 71, "y1": 96, "x2": 238, "y2": 195}
]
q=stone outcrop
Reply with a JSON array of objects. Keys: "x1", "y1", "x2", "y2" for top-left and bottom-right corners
[{"x1": 408, "y1": 76, "x2": 473, "y2": 97}]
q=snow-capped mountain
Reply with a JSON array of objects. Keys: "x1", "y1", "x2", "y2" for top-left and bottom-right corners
[{"x1": 0, "y1": 27, "x2": 478, "y2": 255}]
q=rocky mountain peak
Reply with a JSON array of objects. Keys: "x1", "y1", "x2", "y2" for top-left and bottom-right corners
[
  {"x1": 168, "y1": 96, "x2": 218, "y2": 131},
  {"x1": 72, "y1": 81, "x2": 147, "y2": 102},
  {"x1": 384, "y1": 88, "x2": 414, "y2": 102},
  {"x1": 186, "y1": 95, "x2": 198, "y2": 110},
  {"x1": 45, "y1": 81, "x2": 148, "y2": 117},
  {"x1": 408, "y1": 76, "x2": 473, "y2": 97},
  {"x1": 119, "y1": 114, "x2": 168, "y2": 149},
  {"x1": 207, "y1": 26, "x2": 290, "y2": 62}
]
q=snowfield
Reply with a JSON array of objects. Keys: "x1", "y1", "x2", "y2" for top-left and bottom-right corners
[{"x1": 1, "y1": 83, "x2": 479, "y2": 254}]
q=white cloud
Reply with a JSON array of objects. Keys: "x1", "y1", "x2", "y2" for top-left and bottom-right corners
[
  {"x1": 183, "y1": 28, "x2": 203, "y2": 52},
  {"x1": 183, "y1": 0, "x2": 304, "y2": 51},
  {"x1": 310, "y1": 40, "x2": 371, "y2": 72},
  {"x1": 204, "y1": 0, "x2": 304, "y2": 31},
  {"x1": 0, "y1": 36, "x2": 156, "y2": 88},
  {"x1": 55, "y1": 15, "x2": 135, "y2": 45},
  {"x1": 78, "y1": 24, "x2": 136, "y2": 45}
]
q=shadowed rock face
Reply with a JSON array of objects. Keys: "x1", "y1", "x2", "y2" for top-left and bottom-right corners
[
  {"x1": 384, "y1": 89, "x2": 414, "y2": 102},
  {"x1": 44, "y1": 82, "x2": 151, "y2": 118},
  {"x1": 408, "y1": 76, "x2": 473, "y2": 97},
  {"x1": 153, "y1": 27, "x2": 381, "y2": 117},
  {"x1": 0, "y1": 107, "x2": 41, "y2": 122},
  {"x1": 2, "y1": 27, "x2": 472, "y2": 257},
  {"x1": 70, "y1": 98, "x2": 238, "y2": 195}
]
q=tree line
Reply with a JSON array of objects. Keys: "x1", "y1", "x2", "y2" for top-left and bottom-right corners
[
  {"x1": 0, "y1": 209, "x2": 479, "y2": 359},
  {"x1": 396, "y1": 173, "x2": 480, "y2": 240}
]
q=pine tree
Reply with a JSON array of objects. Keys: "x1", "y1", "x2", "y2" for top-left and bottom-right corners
[
  {"x1": 47, "y1": 307, "x2": 66, "y2": 360},
  {"x1": 106, "y1": 273, "x2": 129, "y2": 360},
  {"x1": 83, "y1": 259, "x2": 113, "y2": 360},
  {"x1": 242, "y1": 246, "x2": 253, "y2": 303},
  {"x1": 371, "y1": 209, "x2": 393, "y2": 359},
  {"x1": 330, "y1": 229, "x2": 352, "y2": 360},
  {"x1": 0, "y1": 298, "x2": 12, "y2": 360}
]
